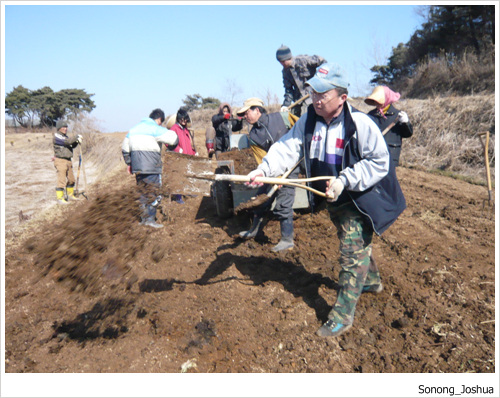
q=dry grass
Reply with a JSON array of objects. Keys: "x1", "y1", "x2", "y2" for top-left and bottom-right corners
[
  {"x1": 71, "y1": 116, "x2": 126, "y2": 180},
  {"x1": 6, "y1": 90, "x2": 494, "y2": 188},
  {"x1": 399, "y1": 49, "x2": 495, "y2": 98},
  {"x1": 350, "y1": 94, "x2": 495, "y2": 184}
]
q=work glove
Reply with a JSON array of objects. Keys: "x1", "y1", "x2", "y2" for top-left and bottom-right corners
[
  {"x1": 245, "y1": 169, "x2": 265, "y2": 188},
  {"x1": 396, "y1": 111, "x2": 409, "y2": 124},
  {"x1": 280, "y1": 106, "x2": 289, "y2": 113},
  {"x1": 127, "y1": 165, "x2": 132, "y2": 175},
  {"x1": 77, "y1": 134, "x2": 83, "y2": 144},
  {"x1": 224, "y1": 113, "x2": 231, "y2": 120},
  {"x1": 326, "y1": 177, "x2": 345, "y2": 202}
]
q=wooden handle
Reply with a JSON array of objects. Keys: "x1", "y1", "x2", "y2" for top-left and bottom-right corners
[
  {"x1": 215, "y1": 174, "x2": 334, "y2": 185},
  {"x1": 288, "y1": 94, "x2": 310, "y2": 110},
  {"x1": 266, "y1": 157, "x2": 303, "y2": 197},
  {"x1": 484, "y1": 131, "x2": 492, "y2": 191},
  {"x1": 382, "y1": 122, "x2": 396, "y2": 136}
]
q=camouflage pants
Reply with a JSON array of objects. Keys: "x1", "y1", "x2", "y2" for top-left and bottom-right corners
[{"x1": 327, "y1": 201, "x2": 381, "y2": 325}]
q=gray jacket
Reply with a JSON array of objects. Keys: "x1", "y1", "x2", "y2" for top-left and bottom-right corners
[
  {"x1": 282, "y1": 54, "x2": 327, "y2": 107},
  {"x1": 258, "y1": 102, "x2": 389, "y2": 193}
]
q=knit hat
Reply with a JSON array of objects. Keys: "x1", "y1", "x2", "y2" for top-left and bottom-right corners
[
  {"x1": 236, "y1": 97, "x2": 265, "y2": 116},
  {"x1": 276, "y1": 45, "x2": 292, "y2": 62},
  {"x1": 305, "y1": 63, "x2": 349, "y2": 93},
  {"x1": 56, "y1": 120, "x2": 68, "y2": 130}
]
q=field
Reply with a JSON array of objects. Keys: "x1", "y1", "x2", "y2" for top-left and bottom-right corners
[{"x1": 2, "y1": 96, "x2": 497, "y2": 396}]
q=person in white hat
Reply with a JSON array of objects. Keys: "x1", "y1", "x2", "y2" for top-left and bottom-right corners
[
  {"x1": 365, "y1": 86, "x2": 413, "y2": 167},
  {"x1": 276, "y1": 45, "x2": 327, "y2": 117},
  {"x1": 244, "y1": 64, "x2": 407, "y2": 338},
  {"x1": 235, "y1": 97, "x2": 301, "y2": 253}
]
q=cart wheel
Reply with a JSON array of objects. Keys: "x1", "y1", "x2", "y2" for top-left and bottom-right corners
[{"x1": 213, "y1": 166, "x2": 233, "y2": 218}]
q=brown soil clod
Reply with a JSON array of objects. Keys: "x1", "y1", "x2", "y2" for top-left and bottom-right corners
[{"x1": 234, "y1": 193, "x2": 271, "y2": 212}]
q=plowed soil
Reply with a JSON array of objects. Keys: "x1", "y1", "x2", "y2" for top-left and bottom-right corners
[{"x1": 2, "y1": 131, "x2": 496, "y2": 393}]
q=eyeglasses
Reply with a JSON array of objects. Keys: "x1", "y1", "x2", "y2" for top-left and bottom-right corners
[{"x1": 306, "y1": 87, "x2": 339, "y2": 103}]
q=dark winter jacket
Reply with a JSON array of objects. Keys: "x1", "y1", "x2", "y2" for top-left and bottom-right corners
[
  {"x1": 303, "y1": 104, "x2": 406, "y2": 235},
  {"x1": 258, "y1": 103, "x2": 406, "y2": 235},
  {"x1": 367, "y1": 104, "x2": 413, "y2": 166},
  {"x1": 249, "y1": 112, "x2": 289, "y2": 152},
  {"x1": 212, "y1": 103, "x2": 243, "y2": 138},
  {"x1": 211, "y1": 103, "x2": 243, "y2": 152},
  {"x1": 53, "y1": 131, "x2": 79, "y2": 159}
]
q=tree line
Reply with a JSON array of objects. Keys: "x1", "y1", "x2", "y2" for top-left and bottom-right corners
[
  {"x1": 370, "y1": 5, "x2": 495, "y2": 89},
  {"x1": 5, "y1": 85, "x2": 95, "y2": 128}
]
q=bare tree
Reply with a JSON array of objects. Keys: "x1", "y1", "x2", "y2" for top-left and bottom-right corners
[
  {"x1": 223, "y1": 78, "x2": 243, "y2": 106},
  {"x1": 258, "y1": 87, "x2": 280, "y2": 107}
]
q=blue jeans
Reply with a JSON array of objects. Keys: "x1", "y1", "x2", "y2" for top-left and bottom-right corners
[{"x1": 136, "y1": 174, "x2": 162, "y2": 222}]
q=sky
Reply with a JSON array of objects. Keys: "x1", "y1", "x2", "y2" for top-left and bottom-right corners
[{"x1": 2, "y1": 1, "x2": 425, "y2": 133}]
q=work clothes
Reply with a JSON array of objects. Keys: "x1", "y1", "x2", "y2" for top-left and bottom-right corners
[
  {"x1": 243, "y1": 111, "x2": 299, "y2": 249},
  {"x1": 256, "y1": 102, "x2": 406, "y2": 331},
  {"x1": 282, "y1": 54, "x2": 327, "y2": 115},
  {"x1": 367, "y1": 104, "x2": 413, "y2": 167},
  {"x1": 248, "y1": 112, "x2": 290, "y2": 153},
  {"x1": 170, "y1": 123, "x2": 196, "y2": 155},
  {"x1": 122, "y1": 117, "x2": 178, "y2": 226},
  {"x1": 326, "y1": 201, "x2": 380, "y2": 325},
  {"x1": 211, "y1": 103, "x2": 243, "y2": 153},
  {"x1": 252, "y1": 164, "x2": 299, "y2": 222},
  {"x1": 54, "y1": 158, "x2": 76, "y2": 189},
  {"x1": 258, "y1": 103, "x2": 406, "y2": 236},
  {"x1": 136, "y1": 173, "x2": 163, "y2": 225},
  {"x1": 53, "y1": 130, "x2": 79, "y2": 192},
  {"x1": 53, "y1": 131, "x2": 79, "y2": 160},
  {"x1": 122, "y1": 117, "x2": 178, "y2": 174}
]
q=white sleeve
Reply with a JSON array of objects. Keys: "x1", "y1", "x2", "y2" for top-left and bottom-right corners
[
  {"x1": 156, "y1": 128, "x2": 179, "y2": 146},
  {"x1": 340, "y1": 113, "x2": 390, "y2": 191},
  {"x1": 257, "y1": 115, "x2": 306, "y2": 177}
]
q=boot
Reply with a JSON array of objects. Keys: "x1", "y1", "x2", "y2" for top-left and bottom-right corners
[
  {"x1": 141, "y1": 204, "x2": 163, "y2": 228},
  {"x1": 271, "y1": 219, "x2": 294, "y2": 252},
  {"x1": 66, "y1": 186, "x2": 81, "y2": 200},
  {"x1": 239, "y1": 215, "x2": 264, "y2": 239},
  {"x1": 56, "y1": 189, "x2": 69, "y2": 205}
]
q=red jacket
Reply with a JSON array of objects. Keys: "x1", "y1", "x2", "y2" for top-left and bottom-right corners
[{"x1": 170, "y1": 123, "x2": 196, "y2": 155}]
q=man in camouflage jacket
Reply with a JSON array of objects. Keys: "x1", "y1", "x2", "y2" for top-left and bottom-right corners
[{"x1": 276, "y1": 45, "x2": 327, "y2": 117}]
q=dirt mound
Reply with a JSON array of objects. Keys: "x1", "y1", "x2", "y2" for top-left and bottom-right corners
[
  {"x1": 5, "y1": 163, "x2": 495, "y2": 381},
  {"x1": 217, "y1": 147, "x2": 258, "y2": 174},
  {"x1": 3, "y1": 124, "x2": 497, "y2": 396}
]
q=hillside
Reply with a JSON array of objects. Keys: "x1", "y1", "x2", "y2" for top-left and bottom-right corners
[{"x1": 2, "y1": 95, "x2": 496, "y2": 395}]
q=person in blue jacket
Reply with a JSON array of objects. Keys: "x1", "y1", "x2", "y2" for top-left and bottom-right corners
[
  {"x1": 245, "y1": 64, "x2": 406, "y2": 338},
  {"x1": 122, "y1": 108, "x2": 178, "y2": 228}
]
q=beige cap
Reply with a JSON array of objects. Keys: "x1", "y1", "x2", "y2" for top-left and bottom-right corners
[
  {"x1": 236, "y1": 97, "x2": 264, "y2": 116},
  {"x1": 364, "y1": 86, "x2": 385, "y2": 107}
]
